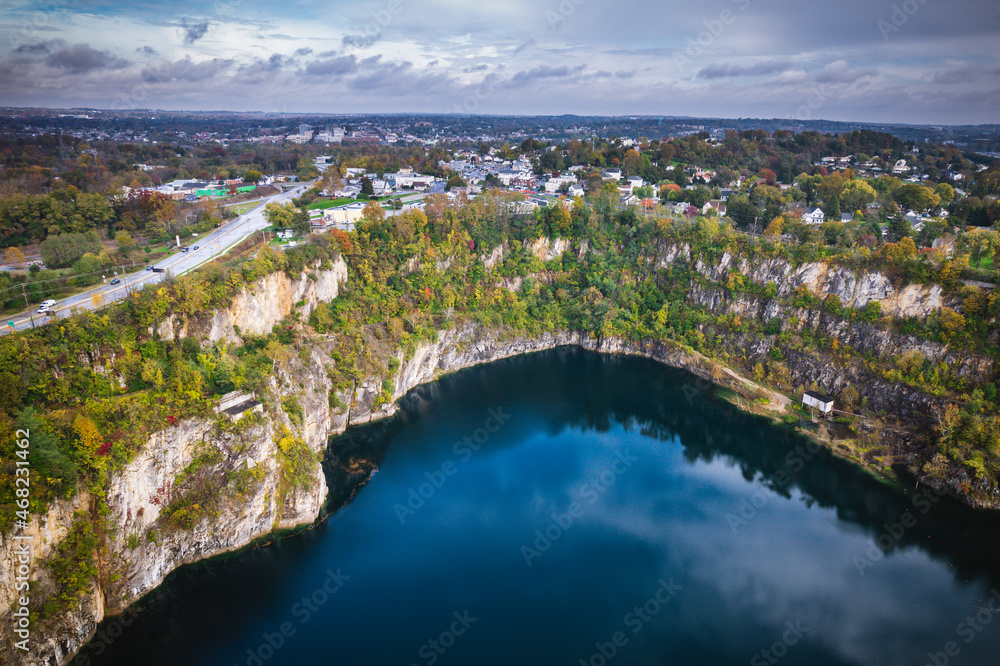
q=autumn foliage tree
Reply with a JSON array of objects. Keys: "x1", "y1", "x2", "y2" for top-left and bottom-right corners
[{"x1": 114, "y1": 190, "x2": 175, "y2": 234}]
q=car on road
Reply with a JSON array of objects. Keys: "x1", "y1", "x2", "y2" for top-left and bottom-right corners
[
  {"x1": 146, "y1": 265, "x2": 153, "y2": 271},
  {"x1": 181, "y1": 247, "x2": 190, "y2": 252},
  {"x1": 110, "y1": 278, "x2": 121, "y2": 285},
  {"x1": 39, "y1": 299, "x2": 56, "y2": 308},
  {"x1": 192, "y1": 245, "x2": 199, "y2": 251}
]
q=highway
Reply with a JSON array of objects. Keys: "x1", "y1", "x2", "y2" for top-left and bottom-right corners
[{"x1": 3, "y1": 184, "x2": 309, "y2": 336}]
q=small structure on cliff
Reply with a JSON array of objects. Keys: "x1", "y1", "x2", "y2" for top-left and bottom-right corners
[
  {"x1": 215, "y1": 390, "x2": 263, "y2": 420},
  {"x1": 802, "y1": 390, "x2": 834, "y2": 417}
]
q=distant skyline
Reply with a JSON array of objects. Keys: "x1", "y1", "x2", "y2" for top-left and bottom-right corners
[{"x1": 1, "y1": 0, "x2": 998, "y2": 125}]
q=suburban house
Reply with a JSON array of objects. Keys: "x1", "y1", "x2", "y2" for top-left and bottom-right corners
[
  {"x1": 625, "y1": 176, "x2": 645, "y2": 192},
  {"x1": 543, "y1": 173, "x2": 578, "y2": 193},
  {"x1": 802, "y1": 207, "x2": 826, "y2": 225},
  {"x1": 702, "y1": 200, "x2": 727, "y2": 216}
]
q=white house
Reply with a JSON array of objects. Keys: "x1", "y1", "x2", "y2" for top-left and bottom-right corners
[
  {"x1": 544, "y1": 174, "x2": 578, "y2": 193},
  {"x1": 802, "y1": 207, "x2": 825, "y2": 225},
  {"x1": 370, "y1": 179, "x2": 393, "y2": 196},
  {"x1": 626, "y1": 176, "x2": 645, "y2": 191},
  {"x1": 802, "y1": 390, "x2": 834, "y2": 415},
  {"x1": 702, "y1": 200, "x2": 727, "y2": 216}
]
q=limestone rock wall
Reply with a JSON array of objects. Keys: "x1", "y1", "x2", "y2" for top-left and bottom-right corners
[
  {"x1": 157, "y1": 257, "x2": 347, "y2": 343},
  {"x1": 687, "y1": 247, "x2": 947, "y2": 320}
]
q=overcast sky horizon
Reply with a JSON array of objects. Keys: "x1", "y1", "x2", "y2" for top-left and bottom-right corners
[{"x1": 1, "y1": 0, "x2": 998, "y2": 125}]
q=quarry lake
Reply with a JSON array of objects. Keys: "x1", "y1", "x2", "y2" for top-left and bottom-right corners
[{"x1": 82, "y1": 349, "x2": 1000, "y2": 666}]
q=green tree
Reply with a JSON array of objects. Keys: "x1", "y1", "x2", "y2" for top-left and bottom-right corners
[
  {"x1": 115, "y1": 231, "x2": 136, "y2": 250},
  {"x1": 840, "y1": 180, "x2": 876, "y2": 213},
  {"x1": 886, "y1": 214, "x2": 912, "y2": 242},
  {"x1": 963, "y1": 228, "x2": 999, "y2": 268},
  {"x1": 39, "y1": 231, "x2": 103, "y2": 269},
  {"x1": 635, "y1": 184, "x2": 655, "y2": 199},
  {"x1": 360, "y1": 177, "x2": 374, "y2": 197},
  {"x1": 935, "y1": 183, "x2": 955, "y2": 207},
  {"x1": 726, "y1": 195, "x2": 757, "y2": 229},
  {"x1": 895, "y1": 183, "x2": 940, "y2": 212},
  {"x1": 823, "y1": 195, "x2": 841, "y2": 221},
  {"x1": 264, "y1": 202, "x2": 299, "y2": 230}
]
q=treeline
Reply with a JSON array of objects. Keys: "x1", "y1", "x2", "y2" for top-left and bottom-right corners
[{"x1": 2, "y1": 182, "x2": 999, "y2": 535}]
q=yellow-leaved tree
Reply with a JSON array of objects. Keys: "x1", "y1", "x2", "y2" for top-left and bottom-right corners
[{"x1": 73, "y1": 414, "x2": 103, "y2": 465}]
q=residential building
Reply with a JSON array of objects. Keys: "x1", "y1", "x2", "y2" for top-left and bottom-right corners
[{"x1": 802, "y1": 207, "x2": 825, "y2": 225}]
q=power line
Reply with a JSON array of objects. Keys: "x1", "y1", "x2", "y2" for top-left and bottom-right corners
[{"x1": 0, "y1": 258, "x2": 162, "y2": 294}]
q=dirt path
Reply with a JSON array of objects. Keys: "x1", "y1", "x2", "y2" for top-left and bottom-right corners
[{"x1": 720, "y1": 366, "x2": 792, "y2": 412}]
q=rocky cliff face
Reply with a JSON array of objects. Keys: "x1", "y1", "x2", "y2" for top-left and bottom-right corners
[
  {"x1": 3, "y1": 319, "x2": 720, "y2": 666},
  {"x1": 527, "y1": 237, "x2": 570, "y2": 261},
  {"x1": 3, "y1": 241, "x2": 991, "y2": 665},
  {"x1": 0, "y1": 337, "x2": 341, "y2": 666},
  {"x1": 157, "y1": 257, "x2": 347, "y2": 343},
  {"x1": 687, "y1": 248, "x2": 949, "y2": 319},
  {"x1": 0, "y1": 262, "x2": 347, "y2": 666},
  {"x1": 336, "y1": 325, "x2": 750, "y2": 430},
  {"x1": 688, "y1": 283, "x2": 992, "y2": 384}
]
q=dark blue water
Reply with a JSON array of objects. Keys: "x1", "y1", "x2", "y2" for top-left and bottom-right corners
[{"x1": 81, "y1": 349, "x2": 1000, "y2": 666}]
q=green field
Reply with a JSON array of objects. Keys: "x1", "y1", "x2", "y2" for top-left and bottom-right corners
[
  {"x1": 229, "y1": 203, "x2": 260, "y2": 216},
  {"x1": 304, "y1": 197, "x2": 356, "y2": 210},
  {"x1": 975, "y1": 254, "x2": 994, "y2": 270}
]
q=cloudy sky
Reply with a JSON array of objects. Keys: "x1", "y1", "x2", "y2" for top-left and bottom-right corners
[{"x1": 1, "y1": 0, "x2": 998, "y2": 124}]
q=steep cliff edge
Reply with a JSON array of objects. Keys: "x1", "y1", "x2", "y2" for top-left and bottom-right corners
[
  {"x1": 0, "y1": 321, "x2": 768, "y2": 666},
  {"x1": 687, "y1": 246, "x2": 951, "y2": 320},
  {"x1": 157, "y1": 257, "x2": 348, "y2": 343},
  {"x1": 3, "y1": 241, "x2": 994, "y2": 665},
  {"x1": 0, "y1": 261, "x2": 347, "y2": 666}
]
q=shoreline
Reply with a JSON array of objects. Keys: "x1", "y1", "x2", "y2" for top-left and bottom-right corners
[{"x1": 24, "y1": 331, "x2": 996, "y2": 666}]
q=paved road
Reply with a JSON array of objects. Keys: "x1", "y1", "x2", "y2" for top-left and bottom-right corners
[{"x1": 3, "y1": 184, "x2": 309, "y2": 336}]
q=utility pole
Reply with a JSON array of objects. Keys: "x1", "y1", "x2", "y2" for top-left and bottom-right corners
[
  {"x1": 20, "y1": 284, "x2": 36, "y2": 329},
  {"x1": 121, "y1": 265, "x2": 132, "y2": 297}
]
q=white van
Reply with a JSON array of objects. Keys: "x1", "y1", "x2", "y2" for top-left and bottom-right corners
[{"x1": 37, "y1": 299, "x2": 56, "y2": 312}]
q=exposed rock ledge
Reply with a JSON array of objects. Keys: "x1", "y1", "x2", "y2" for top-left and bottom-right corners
[
  {"x1": 0, "y1": 327, "x2": 981, "y2": 666},
  {"x1": 156, "y1": 257, "x2": 348, "y2": 343},
  {"x1": 0, "y1": 320, "x2": 779, "y2": 666}
]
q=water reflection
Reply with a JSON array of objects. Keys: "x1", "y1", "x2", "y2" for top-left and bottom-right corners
[{"x1": 81, "y1": 347, "x2": 1000, "y2": 666}]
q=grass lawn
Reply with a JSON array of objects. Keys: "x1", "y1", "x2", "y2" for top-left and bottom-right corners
[
  {"x1": 229, "y1": 203, "x2": 259, "y2": 216},
  {"x1": 304, "y1": 197, "x2": 356, "y2": 210},
  {"x1": 975, "y1": 254, "x2": 994, "y2": 270}
]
